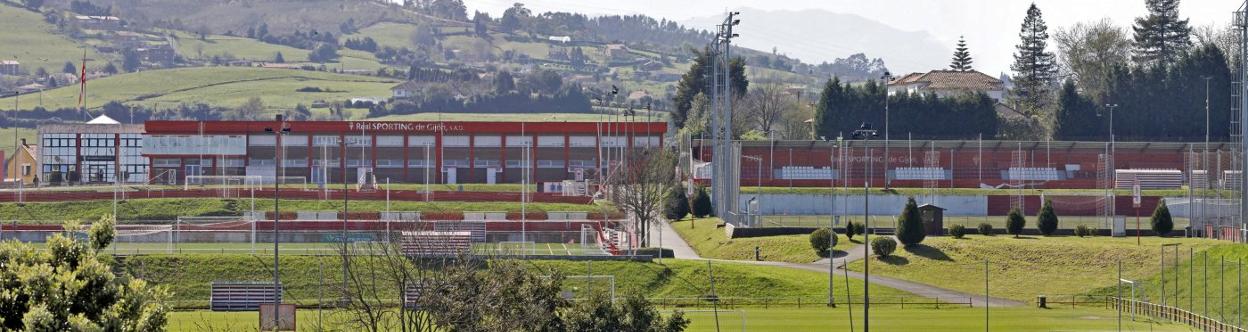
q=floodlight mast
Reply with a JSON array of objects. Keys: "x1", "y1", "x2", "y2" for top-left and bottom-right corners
[
  {"x1": 263, "y1": 114, "x2": 291, "y2": 330},
  {"x1": 851, "y1": 122, "x2": 878, "y2": 332}
]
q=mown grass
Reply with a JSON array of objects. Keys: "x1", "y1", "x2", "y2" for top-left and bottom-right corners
[
  {"x1": 752, "y1": 186, "x2": 1212, "y2": 197},
  {"x1": 763, "y1": 214, "x2": 1192, "y2": 231},
  {"x1": 124, "y1": 255, "x2": 916, "y2": 309},
  {"x1": 0, "y1": 67, "x2": 398, "y2": 111},
  {"x1": 1102, "y1": 243, "x2": 1248, "y2": 323},
  {"x1": 669, "y1": 217, "x2": 853, "y2": 264},
  {"x1": 0, "y1": 197, "x2": 602, "y2": 222},
  {"x1": 846, "y1": 235, "x2": 1225, "y2": 302}
]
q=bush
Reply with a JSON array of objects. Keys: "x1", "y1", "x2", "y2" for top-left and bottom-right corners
[
  {"x1": 1006, "y1": 208, "x2": 1026, "y2": 237},
  {"x1": 1151, "y1": 199, "x2": 1174, "y2": 236},
  {"x1": 690, "y1": 185, "x2": 713, "y2": 218},
  {"x1": 810, "y1": 228, "x2": 836, "y2": 257},
  {"x1": 845, "y1": 221, "x2": 865, "y2": 240},
  {"x1": 895, "y1": 197, "x2": 925, "y2": 246},
  {"x1": 1074, "y1": 224, "x2": 1092, "y2": 237},
  {"x1": 870, "y1": 237, "x2": 896, "y2": 257},
  {"x1": 663, "y1": 185, "x2": 690, "y2": 221},
  {"x1": 949, "y1": 224, "x2": 967, "y2": 239},
  {"x1": 977, "y1": 223, "x2": 994, "y2": 236},
  {"x1": 1037, "y1": 199, "x2": 1059, "y2": 236}
]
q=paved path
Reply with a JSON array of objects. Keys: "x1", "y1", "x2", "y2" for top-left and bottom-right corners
[{"x1": 648, "y1": 219, "x2": 701, "y2": 259}]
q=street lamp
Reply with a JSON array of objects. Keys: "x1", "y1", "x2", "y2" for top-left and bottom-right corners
[
  {"x1": 262, "y1": 114, "x2": 291, "y2": 329},
  {"x1": 881, "y1": 71, "x2": 892, "y2": 189},
  {"x1": 851, "y1": 122, "x2": 878, "y2": 332}
]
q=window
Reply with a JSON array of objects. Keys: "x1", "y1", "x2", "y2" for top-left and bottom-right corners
[{"x1": 21, "y1": 164, "x2": 30, "y2": 176}]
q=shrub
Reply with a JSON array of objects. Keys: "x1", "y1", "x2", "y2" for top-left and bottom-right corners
[
  {"x1": 1151, "y1": 199, "x2": 1174, "y2": 236},
  {"x1": 663, "y1": 185, "x2": 690, "y2": 221},
  {"x1": 949, "y1": 224, "x2": 967, "y2": 239},
  {"x1": 1006, "y1": 208, "x2": 1026, "y2": 237},
  {"x1": 845, "y1": 221, "x2": 865, "y2": 240},
  {"x1": 1074, "y1": 224, "x2": 1092, "y2": 237},
  {"x1": 977, "y1": 223, "x2": 994, "y2": 236},
  {"x1": 1037, "y1": 199, "x2": 1059, "y2": 236},
  {"x1": 895, "y1": 197, "x2": 926, "y2": 246},
  {"x1": 690, "y1": 185, "x2": 713, "y2": 218},
  {"x1": 870, "y1": 237, "x2": 896, "y2": 257},
  {"x1": 810, "y1": 228, "x2": 836, "y2": 258}
]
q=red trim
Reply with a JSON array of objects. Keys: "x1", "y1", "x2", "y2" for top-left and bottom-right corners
[{"x1": 145, "y1": 120, "x2": 667, "y2": 135}]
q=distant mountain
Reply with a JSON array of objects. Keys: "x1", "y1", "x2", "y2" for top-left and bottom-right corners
[{"x1": 680, "y1": 8, "x2": 950, "y2": 74}]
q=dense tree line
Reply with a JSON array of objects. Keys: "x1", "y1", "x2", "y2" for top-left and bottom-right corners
[
  {"x1": 671, "y1": 48, "x2": 748, "y2": 129},
  {"x1": 343, "y1": 37, "x2": 379, "y2": 52},
  {"x1": 246, "y1": 23, "x2": 338, "y2": 50},
  {"x1": 813, "y1": 79, "x2": 999, "y2": 140}
]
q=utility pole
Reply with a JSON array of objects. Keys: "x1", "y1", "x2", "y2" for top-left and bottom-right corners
[
  {"x1": 852, "y1": 123, "x2": 879, "y2": 332},
  {"x1": 881, "y1": 72, "x2": 891, "y2": 189},
  {"x1": 263, "y1": 114, "x2": 290, "y2": 330}
]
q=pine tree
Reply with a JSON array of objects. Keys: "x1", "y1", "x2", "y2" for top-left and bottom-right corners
[
  {"x1": 950, "y1": 35, "x2": 973, "y2": 71},
  {"x1": 895, "y1": 197, "x2": 926, "y2": 246},
  {"x1": 1053, "y1": 79, "x2": 1101, "y2": 140},
  {"x1": 691, "y1": 185, "x2": 713, "y2": 218},
  {"x1": 1132, "y1": 0, "x2": 1192, "y2": 67},
  {"x1": 1151, "y1": 199, "x2": 1174, "y2": 236},
  {"x1": 1036, "y1": 199, "x2": 1059, "y2": 236},
  {"x1": 1006, "y1": 208, "x2": 1026, "y2": 238},
  {"x1": 1009, "y1": 3, "x2": 1058, "y2": 116},
  {"x1": 274, "y1": 51, "x2": 285, "y2": 63},
  {"x1": 663, "y1": 185, "x2": 690, "y2": 221}
]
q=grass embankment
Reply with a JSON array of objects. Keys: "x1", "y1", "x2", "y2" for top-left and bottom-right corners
[
  {"x1": 0, "y1": 198, "x2": 604, "y2": 222},
  {"x1": 670, "y1": 217, "x2": 853, "y2": 264},
  {"x1": 846, "y1": 235, "x2": 1224, "y2": 302},
  {"x1": 124, "y1": 255, "x2": 916, "y2": 309},
  {"x1": 763, "y1": 214, "x2": 1192, "y2": 231},
  {"x1": 753, "y1": 186, "x2": 1215, "y2": 197},
  {"x1": 1094, "y1": 244, "x2": 1248, "y2": 323}
]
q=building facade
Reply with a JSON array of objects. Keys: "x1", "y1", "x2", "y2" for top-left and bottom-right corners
[
  {"x1": 38, "y1": 116, "x2": 147, "y2": 184},
  {"x1": 142, "y1": 120, "x2": 667, "y2": 185}
]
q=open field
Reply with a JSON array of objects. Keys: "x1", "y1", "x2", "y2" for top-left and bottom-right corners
[
  {"x1": 0, "y1": 197, "x2": 603, "y2": 222},
  {"x1": 846, "y1": 235, "x2": 1225, "y2": 302},
  {"x1": 0, "y1": 4, "x2": 104, "y2": 72},
  {"x1": 670, "y1": 217, "x2": 853, "y2": 263},
  {"x1": 122, "y1": 256, "x2": 917, "y2": 309},
  {"x1": 0, "y1": 67, "x2": 398, "y2": 112},
  {"x1": 763, "y1": 214, "x2": 1193, "y2": 231}
]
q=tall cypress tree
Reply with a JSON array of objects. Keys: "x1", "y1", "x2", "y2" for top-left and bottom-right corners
[
  {"x1": 1132, "y1": 0, "x2": 1192, "y2": 67},
  {"x1": 1053, "y1": 79, "x2": 1102, "y2": 140},
  {"x1": 1009, "y1": 3, "x2": 1057, "y2": 116},
  {"x1": 950, "y1": 35, "x2": 973, "y2": 71}
]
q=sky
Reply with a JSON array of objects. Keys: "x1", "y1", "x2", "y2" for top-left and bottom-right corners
[{"x1": 462, "y1": 0, "x2": 1244, "y2": 75}]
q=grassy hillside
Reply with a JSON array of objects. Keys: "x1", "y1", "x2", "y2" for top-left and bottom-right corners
[
  {"x1": 846, "y1": 235, "x2": 1225, "y2": 302},
  {"x1": 1118, "y1": 244, "x2": 1248, "y2": 323},
  {"x1": 0, "y1": 67, "x2": 398, "y2": 111},
  {"x1": 671, "y1": 217, "x2": 853, "y2": 263},
  {"x1": 0, "y1": 4, "x2": 103, "y2": 71}
]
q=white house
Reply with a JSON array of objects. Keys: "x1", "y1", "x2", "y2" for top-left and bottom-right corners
[
  {"x1": 887, "y1": 70, "x2": 1005, "y2": 102},
  {"x1": 391, "y1": 81, "x2": 419, "y2": 99}
]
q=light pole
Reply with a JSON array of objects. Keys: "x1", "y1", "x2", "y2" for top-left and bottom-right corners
[
  {"x1": 1100, "y1": 103, "x2": 1119, "y2": 229},
  {"x1": 742, "y1": 155, "x2": 762, "y2": 226},
  {"x1": 881, "y1": 72, "x2": 892, "y2": 189},
  {"x1": 262, "y1": 114, "x2": 291, "y2": 330},
  {"x1": 852, "y1": 122, "x2": 879, "y2": 332}
]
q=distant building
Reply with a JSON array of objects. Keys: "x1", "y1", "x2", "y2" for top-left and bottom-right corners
[
  {"x1": 887, "y1": 70, "x2": 1005, "y2": 102},
  {"x1": 548, "y1": 35, "x2": 572, "y2": 43},
  {"x1": 603, "y1": 44, "x2": 631, "y2": 61},
  {"x1": 391, "y1": 81, "x2": 420, "y2": 99},
  {"x1": 6, "y1": 139, "x2": 39, "y2": 186},
  {"x1": 0, "y1": 60, "x2": 19, "y2": 76},
  {"x1": 136, "y1": 45, "x2": 176, "y2": 64},
  {"x1": 75, "y1": 15, "x2": 123, "y2": 30},
  {"x1": 38, "y1": 115, "x2": 147, "y2": 185}
]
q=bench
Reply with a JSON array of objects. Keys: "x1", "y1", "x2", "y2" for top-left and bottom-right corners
[
  {"x1": 210, "y1": 281, "x2": 282, "y2": 311},
  {"x1": 433, "y1": 221, "x2": 486, "y2": 242},
  {"x1": 403, "y1": 283, "x2": 428, "y2": 309}
]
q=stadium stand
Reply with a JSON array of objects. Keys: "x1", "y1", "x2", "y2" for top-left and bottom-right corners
[
  {"x1": 1115, "y1": 169, "x2": 1183, "y2": 189},
  {"x1": 210, "y1": 281, "x2": 281, "y2": 311},
  {"x1": 1005, "y1": 167, "x2": 1062, "y2": 181},
  {"x1": 776, "y1": 166, "x2": 836, "y2": 180},
  {"x1": 400, "y1": 231, "x2": 472, "y2": 257},
  {"x1": 893, "y1": 167, "x2": 947, "y2": 180}
]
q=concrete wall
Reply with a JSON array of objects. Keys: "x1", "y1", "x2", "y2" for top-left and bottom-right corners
[{"x1": 740, "y1": 193, "x2": 989, "y2": 216}]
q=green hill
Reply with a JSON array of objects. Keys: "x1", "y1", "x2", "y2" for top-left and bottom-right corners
[
  {"x1": 171, "y1": 31, "x2": 389, "y2": 71},
  {"x1": 0, "y1": 66, "x2": 399, "y2": 112},
  {"x1": 0, "y1": 3, "x2": 103, "y2": 72}
]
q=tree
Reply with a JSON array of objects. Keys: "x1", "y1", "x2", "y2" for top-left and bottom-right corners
[
  {"x1": 742, "y1": 80, "x2": 791, "y2": 137},
  {"x1": 950, "y1": 35, "x2": 973, "y2": 71},
  {"x1": 1053, "y1": 79, "x2": 1101, "y2": 140},
  {"x1": 809, "y1": 228, "x2": 836, "y2": 257},
  {"x1": 1055, "y1": 19, "x2": 1131, "y2": 103},
  {"x1": 1133, "y1": 0, "x2": 1192, "y2": 67},
  {"x1": 274, "y1": 51, "x2": 285, "y2": 63},
  {"x1": 495, "y1": 70, "x2": 515, "y2": 93},
  {"x1": 123, "y1": 50, "x2": 141, "y2": 72},
  {"x1": 62, "y1": 61, "x2": 77, "y2": 74},
  {"x1": 562, "y1": 293, "x2": 690, "y2": 332},
  {"x1": 34, "y1": 67, "x2": 47, "y2": 77},
  {"x1": 1006, "y1": 207, "x2": 1026, "y2": 238},
  {"x1": 610, "y1": 149, "x2": 676, "y2": 248},
  {"x1": 871, "y1": 237, "x2": 896, "y2": 257},
  {"x1": 690, "y1": 185, "x2": 712, "y2": 218},
  {"x1": 1009, "y1": 3, "x2": 1058, "y2": 116},
  {"x1": 308, "y1": 43, "x2": 339, "y2": 63},
  {"x1": 500, "y1": 2, "x2": 530, "y2": 32},
  {"x1": 895, "y1": 197, "x2": 926, "y2": 246},
  {"x1": 672, "y1": 48, "x2": 747, "y2": 129},
  {"x1": 431, "y1": 0, "x2": 468, "y2": 21},
  {"x1": 844, "y1": 222, "x2": 858, "y2": 240},
  {"x1": 102, "y1": 61, "x2": 118, "y2": 74},
  {"x1": 0, "y1": 215, "x2": 169, "y2": 331},
  {"x1": 235, "y1": 97, "x2": 264, "y2": 120},
  {"x1": 1036, "y1": 199, "x2": 1059, "y2": 236},
  {"x1": 663, "y1": 185, "x2": 690, "y2": 221},
  {"x1": 1151, "y1": 199, "x2": 1174, "y2": 236},
  {"x1": 473, "y1": 11, "x2": 491, "y2": 37}
]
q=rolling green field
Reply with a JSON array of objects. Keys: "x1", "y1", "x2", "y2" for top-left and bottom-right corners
[
  {"x1": 344, "y1": 22, "x2": 419, "y2": 50},
  {"x1": 846, "y1": 235, "x2": 1225, "y2": 302},
  {"x1": 670, "y1": 217, "x2": 852, "y2": 263},
  {"x1": 0, "y1": 4, "x2": 104, "y2": 72},
  {"x1": 171, "y1": 32, "x2": 310, "y2": 63},
  {"x1": 0, "y1": 67, "x2": 399, "y2": 112}
]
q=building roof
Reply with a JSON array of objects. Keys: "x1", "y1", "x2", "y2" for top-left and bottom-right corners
[
  {"x1": 0, "y1": 60, "x2": 18, "y2": 65},
  {"x1": 889, "y1": 70, "x2": 1003, "y2": 91},
  {"x1": 391, "y1": 81, "x2": 420, "y2": 92},
  {"x1": 87, "y1": 114, "x2": 121, "y2": 125}
]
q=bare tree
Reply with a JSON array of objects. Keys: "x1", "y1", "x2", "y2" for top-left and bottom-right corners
[
  {"x1": 742, "y1": 81, "x2": 792, "y2": 137},
  {"x1": 1055, "y1": 19, "x2": 1131, "y2": 103},
  {"x1": 1194, "y1": 23, "x2": 1241, "y2": 68},
  {"x1": 610, "y1": 149, "x2": 676, "y2": 249}
]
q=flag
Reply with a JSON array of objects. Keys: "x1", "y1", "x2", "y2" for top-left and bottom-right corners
[{"x1": 77, "y1": 50, "x2": 87, "y2": 110}]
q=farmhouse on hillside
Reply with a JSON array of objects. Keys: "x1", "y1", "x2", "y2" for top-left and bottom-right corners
[{"x1": 887, "y1": 70, "x2": 1006, "y2": 102}]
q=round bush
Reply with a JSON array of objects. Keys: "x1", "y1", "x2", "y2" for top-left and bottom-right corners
[
  {"x1": 977, "y1": 223, "x2": 994, "y2": 236},
  {"x1": 949, "y1": 224, "x2": 967, "y2": 239},
  {"x1": 1074, "y1": 225, "x2": 1091, "y2": 237},
  {"x1": 810, "y1": 228, "x2": 836, "y2": 257},
  {"x1": 870, "y1": 237, "x2": 896, "y2": 257}
]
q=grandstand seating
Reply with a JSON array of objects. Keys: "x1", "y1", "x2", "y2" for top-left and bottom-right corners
[
  {"x1": 433, "y1": 221, "x2": 486, "y2": 242},
  {"x1": 210, "y1": 281, "x2": 281, "y2": 311},
  {"x1": 1189, "y1": 170, "x2": 1210, "y2": 189},
  {"x1": 380, "y1": 211, "x2": 422, "y2": 221},
  {"x1": 1115, "y1": 169, "x2": 1183, "y2": 189},
  {"x1": 400, "y1": 231, "x2": 472, "y2": 257},
  {"x1": 893, "y1": 167, "x2": 947, "y2": 180},
  {"x1": 1005, "y1": 167, "x2": 1062, "y2": 181},
  {"x1": 403, "y1": 283, "x2": 427, "y2": 309},
  {"x1": 296, "y1": 211, "x2": 338, "y2": 220},
  {"x1": 1224, "y1": 170, "x2": 1242, "y2": 190},
  {"x1": 463, "y1": 211, "x2": 507, "y2": 221},
  {"x1": 547, "y1": 211, "x2": 589, "y2": 220},
  {"x1": 776, "y1": 166, "x2": 836, "y2": 180}
]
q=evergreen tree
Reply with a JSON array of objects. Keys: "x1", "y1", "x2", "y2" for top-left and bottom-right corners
[
  {"x1": 672, "y1": 48, "x2": 748, "y2": 129},
  {"x1": 122, "y1": 50, "x2": 141, "y2": 72},
  {"x1": 895, "y1": 197, "x2": 926, "y2": 246},
  {"x1": 1036, "y1": 199, "x2": 1059, "y2": 236},
  {"x1": 1053, "y1": 79, "x2": 1101, "y2": 140},
  {"x1": 62, "y1": 61, "x2": 76, "y2": 74},
  {"x1": 690, "y1": 185, "x2": 712, "y2": 218},
  {"x1": 1009, "y1": 3, "x2": 1058, "y2": 116},
  {"x1": 663, "y1": 185, "x2": 690, "y2": 221},
  {"x1": 495, "y1": 70, "x2": 515, "y2": 93},
  {"x1": 1132, "y1": 0, "x2": 1192, "y2": 67},
  {"x1": 1006, "y1": 207, "x2": 1026, "y2": 238},
  {"x1": 102, "y1": 62, "x2": 118, "y2": 74},
  {"x1": 950, "y1": 35, "x2": 973, "y2": 71},
  {"x1": 1151, "y1": 199, "x2": 1174, "y2": 236},
  {"x1": 274, "y1": 51, "x2": 285, "y2": 63}
]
